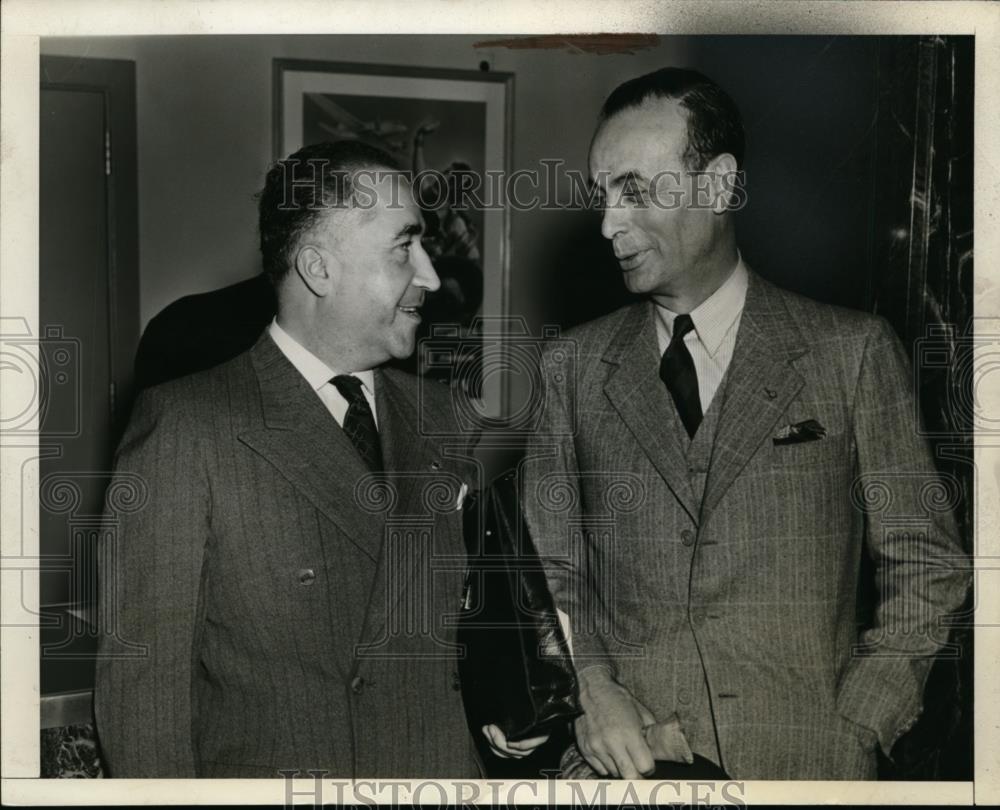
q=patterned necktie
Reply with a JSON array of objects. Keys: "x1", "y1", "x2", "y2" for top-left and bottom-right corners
[
  {"x1": 659, "y1": 313, "x2": 702, "y2": 438},
  {"x1": 331, "y1": 375, "x2": 384, "y2": 473}
]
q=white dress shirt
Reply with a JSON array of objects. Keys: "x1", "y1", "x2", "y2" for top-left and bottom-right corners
[
  {"x1": 654, "y1": 257, "x2": 749, "y2": 413},
  {"x1": 268, "y1": 318, "x2": 378, "y2": 428}
]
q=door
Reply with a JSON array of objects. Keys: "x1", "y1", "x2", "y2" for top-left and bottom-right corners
[{"x1": 38, "y1": 55, "x2": 138, "y2": 703}]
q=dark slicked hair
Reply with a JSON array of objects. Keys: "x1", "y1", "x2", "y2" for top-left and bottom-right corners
[
  {"x1": 257, "y1": 140, "x2": 402, "y2": 285},
  {"x1": 600, "y1": 67, "x2": 745, "y2": 170}
]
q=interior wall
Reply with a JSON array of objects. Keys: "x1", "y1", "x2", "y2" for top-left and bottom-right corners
[
  {"x1": 39, "y1": 35, "x2": 697, "y2": 333},
  {"x1": 40, "y1": 34, "x2": 892, "y2": 335}
]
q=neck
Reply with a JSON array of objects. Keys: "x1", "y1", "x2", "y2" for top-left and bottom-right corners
[
  {"x1": 651, "y1": 238, "x2": 739, "y2": 314},
  {"x1": 275, "y1": 310, "x2": 373, "y2": 374}
]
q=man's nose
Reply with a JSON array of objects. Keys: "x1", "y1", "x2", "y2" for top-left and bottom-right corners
[
  {"x1": 600, "y1": 202, "x2": 626, "y2": 241},
  {"x1": 412, "y1": 241, "x2": 441, "y2": 292}
]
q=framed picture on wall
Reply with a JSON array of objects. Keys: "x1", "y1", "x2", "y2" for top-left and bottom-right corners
[{"x1": 273, "y1": 58, "x2": 514, "y2": 424}]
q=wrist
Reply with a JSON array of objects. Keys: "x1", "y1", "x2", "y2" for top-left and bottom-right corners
[{"x1": 578, "y1": 664, "x2": 615, "y2": 693}]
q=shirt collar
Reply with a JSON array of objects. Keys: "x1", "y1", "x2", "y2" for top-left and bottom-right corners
[
  {"x1": 655, "y1": 255, "x2": 749, "y2": 358},
  {"x1": 268, "y1": 318, "x2": 376, "y2": 395}
]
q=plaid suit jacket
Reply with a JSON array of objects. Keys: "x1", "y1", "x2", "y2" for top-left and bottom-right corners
[
  {"x1": 523, "y1": 271, "x2": 969, "y2": 779},
  {"x1": 96, "y1": 332, "x2": 479, "y2": 778}
]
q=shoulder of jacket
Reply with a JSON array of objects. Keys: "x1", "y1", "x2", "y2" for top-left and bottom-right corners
[
  {"x1": 138, "y1": 349, "x2": 250, "y2": 411},
  {"x1": 534, "y1": 302, "x2": 646, "y2": 368},
  {"x1": 771, "y1": 284, "x2": 885, "y2": 354}
]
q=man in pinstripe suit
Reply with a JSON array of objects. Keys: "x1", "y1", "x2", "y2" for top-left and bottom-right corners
[
  {"x1": 523, "y1": 68, "x2": 969, "y2": 780},
  {"x1": 95, "y1": 141, "x2": 540, "y2": 777}
]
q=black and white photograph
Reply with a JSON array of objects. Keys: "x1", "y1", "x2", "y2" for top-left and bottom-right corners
[{"x1": 1, "y1": 1, "x2": 997, "y2": 806}]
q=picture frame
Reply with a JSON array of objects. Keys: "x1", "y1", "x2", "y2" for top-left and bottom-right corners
[{"x1": 273, "y1": 58, "x2": 514, "y2": 423}]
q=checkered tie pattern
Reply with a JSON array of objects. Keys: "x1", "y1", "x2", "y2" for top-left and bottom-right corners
[
  {"x1": 658, "y1": 313, "x2": 703, "y2": 438},
  {"x1": 331, "y1": 375, "x2": 384, "y2": 473}
]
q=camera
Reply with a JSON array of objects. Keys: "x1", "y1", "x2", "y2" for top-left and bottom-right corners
[
  {"x1": 417, "y1": 316, "x2": 577, "y2": 438},
  {"x1": 913, "y1": 319, "x2": 999, "y2": 437},
  {"x1": 0, "y1": 318, "x2": 81, "y2": 438}
]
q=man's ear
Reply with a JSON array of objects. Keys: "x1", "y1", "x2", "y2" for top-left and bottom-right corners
[
  {"x1": 705, "y1": 152, "x2": 740, "y2": 214},
  {"x1": 293, "y1": 243, "x2": 334, "y2": 297}
]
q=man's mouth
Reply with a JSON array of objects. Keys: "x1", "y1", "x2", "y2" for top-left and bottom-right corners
[
  {"x1": 397, "y1": 303, "x2": 423, "y2": 321},
  {"x1": 616, "y1": 249, "x2": 648, "y2": 271}
]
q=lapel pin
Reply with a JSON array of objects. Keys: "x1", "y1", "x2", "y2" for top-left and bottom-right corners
[{"x1": 764, "y1": 387, "x2": 777, "y2": 399}]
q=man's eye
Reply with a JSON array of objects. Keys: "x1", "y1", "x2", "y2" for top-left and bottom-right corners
[{"x1": 621, "y1": 173, "x2": 647, "y2": 197}]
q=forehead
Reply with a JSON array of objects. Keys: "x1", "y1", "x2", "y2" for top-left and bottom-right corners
[
  {"x1": 589, "y1": 97, "x2": 689, "y2": 181},
  {"x1": 354, "y1": 172, "x2": 422, "y2": 233},
  {"x1": 310, "y1": 172, "x2": 421, "y2": 245}
]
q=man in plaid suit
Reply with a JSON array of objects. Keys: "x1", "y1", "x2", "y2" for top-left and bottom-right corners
[{"x1": 523, "y1": 67, "x2": 969, "y2": 780}]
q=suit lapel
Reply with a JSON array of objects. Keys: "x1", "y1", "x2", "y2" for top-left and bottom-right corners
[
  {"x1": 374, "y1": 368, "x2": 427, "y2": 503},
  {"x1": 236, "y1": 332, "x2": 385, "y2": 562},
  {"x1": 700, "y1": 272, "x2": 808, "y2": 524},
  {"x1": 354, "y1": 370, "x2": 465, "y2": 655},
  {"x1": 602, "y1": 302, "x2": 700, "y2": 524}
]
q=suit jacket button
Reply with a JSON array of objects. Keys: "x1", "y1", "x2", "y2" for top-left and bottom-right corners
[
  {"x1": 680, "y1": 529, "x2": 696, "y2": 546},
  {"x1": 350, "y1": 676, "x2": 365, "y2": 694},
  {"x1": 677, "y1": 688, "x2": 691, "y2": 704},
  {"x1": 297, "y1": 568, "x2": 316, "y2": 585}
]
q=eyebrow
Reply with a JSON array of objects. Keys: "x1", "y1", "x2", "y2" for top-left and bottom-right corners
[
  {"x1": 611, "y1": 170, "x2": 646, "y2": 187},
  {"x1": 589, "y1": 169, "x2": 647, "y2": 191},
  {"x1": 395, "y1": 221, "x2": 424, "y2": 240}
]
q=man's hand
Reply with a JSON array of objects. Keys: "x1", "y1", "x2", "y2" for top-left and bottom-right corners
[
  {"x1": 574, "y1": 666, "x2": 656, "y2": 779},
  {"x1": 482, "y1": 724, "x2": 550, "y2": 759},
  {"x1": 643, "y1": 714, "x2": 694, "y2": 764}
]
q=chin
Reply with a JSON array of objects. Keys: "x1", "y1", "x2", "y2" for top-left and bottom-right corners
[
  {"x1": 623, "y1": 262, "x2": 675, "y2": 296},
  {"x1": 622, "y1": 269, "x2": 655, "y2": 295},
  {"x1": 387, "y1": 336, "x2": 417, "y2": 362}
]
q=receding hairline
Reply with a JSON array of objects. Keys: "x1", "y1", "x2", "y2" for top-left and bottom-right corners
[{"x1": 589, "y1": 96, "x2": 693, "y2": 174}]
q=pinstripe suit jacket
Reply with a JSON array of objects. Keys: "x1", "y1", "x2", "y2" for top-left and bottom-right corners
[
  {"x1": 96, "y1": 332, "x2": 479, "y2": 778},
  {"x1": 523, "y1": 271, "x2": 969, "y2": 780}
]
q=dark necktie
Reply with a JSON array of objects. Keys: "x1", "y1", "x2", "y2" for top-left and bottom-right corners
[
  {"x1": 659, "y1": 313, "x2": 702, "y2": 438},
  {"x1": 331, "y1": 375, "x2": 384, "y2": 473}
]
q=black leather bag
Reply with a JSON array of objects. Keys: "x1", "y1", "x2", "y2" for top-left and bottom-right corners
[{"x1": 457, "y1": 469, "x2": 581, "y2": 742}]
